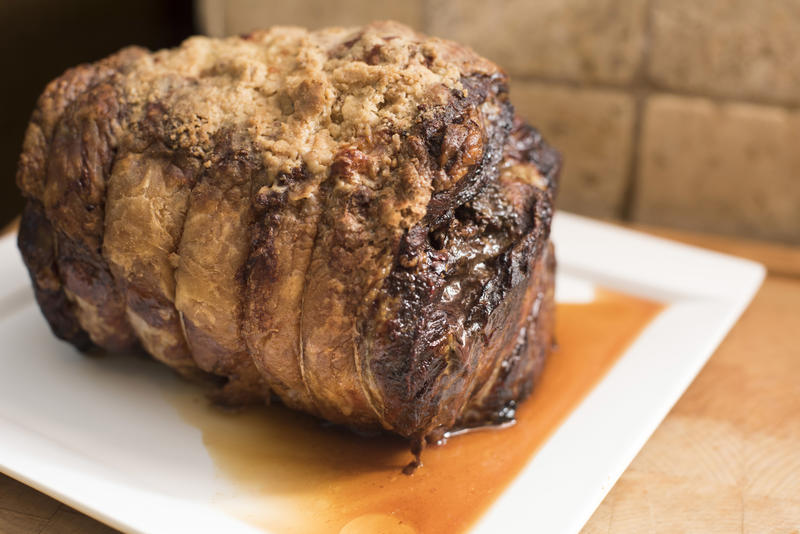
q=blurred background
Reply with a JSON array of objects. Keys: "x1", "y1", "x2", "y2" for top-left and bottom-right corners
[
  {"x1": 0, "y1": 0, "x2": 193, "y2": 225},
  {"x1": 3, "y1": 0, "x2": 799, "y2": 244}
]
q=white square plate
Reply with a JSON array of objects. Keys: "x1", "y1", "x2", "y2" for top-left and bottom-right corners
[{"x1": 0, "y1": 213, "x2": 764, "y2": 534}]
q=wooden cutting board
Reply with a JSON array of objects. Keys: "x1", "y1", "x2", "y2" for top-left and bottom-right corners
[
  {"x1": 1, "y1": 222, "x2": 799, "y2": 534},
  {"x1": 581, "y1": 228, "x2": 800, "y2": 534}
]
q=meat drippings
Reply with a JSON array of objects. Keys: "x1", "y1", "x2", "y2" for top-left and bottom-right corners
[{"x1": 171, "y1": 289, "x2": 662, "y2": 534}]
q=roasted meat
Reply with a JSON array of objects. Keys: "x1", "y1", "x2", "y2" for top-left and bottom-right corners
[{"x1": 16, "y1": 21, "x2": 560, "y2": 449}]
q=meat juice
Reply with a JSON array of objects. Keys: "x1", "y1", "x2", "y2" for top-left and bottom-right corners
[{"x1": 173, "y1": 290, "x2": 663, "y2": 533}]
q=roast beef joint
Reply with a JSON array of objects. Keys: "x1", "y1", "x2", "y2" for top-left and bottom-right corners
[{"x1": 16, "y1": 21, "x2": 560, "y2": 471}]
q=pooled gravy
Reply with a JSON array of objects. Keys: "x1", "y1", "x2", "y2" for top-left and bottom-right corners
[{"x1": 173, "y1": 290, "x2": 662, "y2": 533}]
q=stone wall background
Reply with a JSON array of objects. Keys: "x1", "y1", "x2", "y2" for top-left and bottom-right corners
[{"x1": 201, "y1": 0, "x2": 800, "y2": 244}]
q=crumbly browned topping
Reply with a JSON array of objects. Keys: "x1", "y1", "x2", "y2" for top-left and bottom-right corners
[{"x1": 118, "y1": 21, "x2": 498, "y2": 191}]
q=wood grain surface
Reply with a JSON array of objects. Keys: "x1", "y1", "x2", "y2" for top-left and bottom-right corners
[
  {"x1": 581, "y1": 269, "x2": 800, "y2": 533},
  {"x1": 1, "y1": 221, "x2": 798, "y2": 534}
]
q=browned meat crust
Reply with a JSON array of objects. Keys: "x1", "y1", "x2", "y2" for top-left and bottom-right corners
[{"x1": 16, "y1": 22, "x2": 560, "y2": 443}]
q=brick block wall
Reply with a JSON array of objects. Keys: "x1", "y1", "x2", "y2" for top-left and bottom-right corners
[{"x1": 200, "y1": 0, "x2": 800, "y2": 244}]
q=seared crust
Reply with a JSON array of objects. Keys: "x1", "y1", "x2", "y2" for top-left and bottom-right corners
[
  {"x1": 17, "y1": 48, "x2": 148, "y2": 353},
  {"x1": 17, "y1": 201, "x2": 90, "y2": 349},
  {"x1": 16, "y1": 22, "x2": 560, "y2": 441},
  {"x1": 359, "y1": 119, "x2": 558, "y2": 438}
]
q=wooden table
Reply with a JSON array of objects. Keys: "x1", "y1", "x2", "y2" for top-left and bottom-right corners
[{"x1": 1, "y1": 223, "x2": 799, "y2": 534}]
